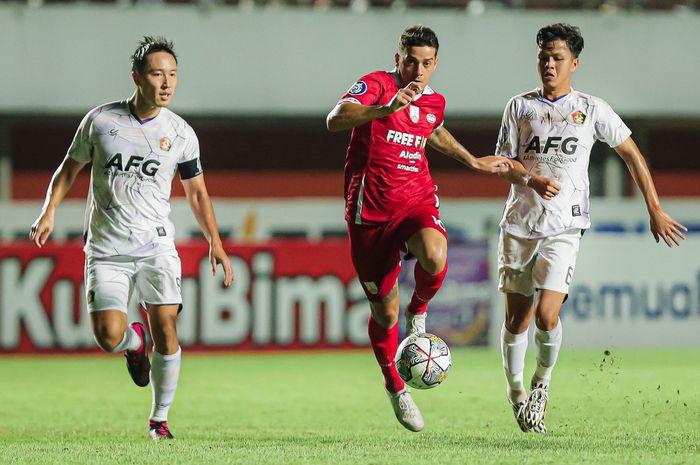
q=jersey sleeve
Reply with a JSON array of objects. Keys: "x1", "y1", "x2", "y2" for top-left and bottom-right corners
[
  {"x1": 177, "y1": 124, "x2": 203, "y2": 180},
  {"x1": 495, "y1": 97, "x2": 520, "y2": 159},
  {"x1": 338, "y1": 73, "x2": 384, "y2": 106},
  {"x1": 594, "y1": 98, "x2": 632, "y2": 147},
  {"x1": 66, "y1": 111, "x2": 95, "y2": 163}
]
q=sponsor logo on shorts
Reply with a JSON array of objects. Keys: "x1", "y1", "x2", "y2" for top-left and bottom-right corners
[
  {"x1": 160, "y1": 137, "x2": 172, "y2": 152},
  {"x1": 572, "y1": 205, "x2": 581, "y2": 217},
  {"x1": 362, "y1": 281, "x2": 379, "y2": 294},
  {"x1": 426, "y1": 113, "x2": 436, "y2": 124},
  {"x1": 108, "y1": 128, "x2": 119, "y2": 136},
  {"x1": 176, "y1": 277, "x2": 181, "y2": 290},
  {"x1": 156, "y1": 226, "x2": 166, "y2": 237},
  {"x1": 432, "y1": 215, "x2": 446, "y2": 232},
  {"x1": 348, "y1": 81, "x2": 367, "y2": 96}
]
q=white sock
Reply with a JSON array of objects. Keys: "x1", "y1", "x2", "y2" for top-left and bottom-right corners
[
  {"x1": 501, "y1": 323, "x2": 529, "y2": 403},
  {"x1": 150, "y1": 347, "x2": 182, "y2": 422},
  {"x1": 110, "y1": 326, "x2": 142, "y2": 353},
  {"x1": 534, "y1": 319, "x2": 562, "y2": 386}
]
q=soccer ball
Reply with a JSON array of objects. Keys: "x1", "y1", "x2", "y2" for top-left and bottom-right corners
[{"x1": 395, "y1": 333, "x2": 451, "y2": 390}]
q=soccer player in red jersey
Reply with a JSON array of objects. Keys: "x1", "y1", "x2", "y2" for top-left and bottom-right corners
[{"x1": 326, "y1": 24, "x2": 512, "y2": 432}]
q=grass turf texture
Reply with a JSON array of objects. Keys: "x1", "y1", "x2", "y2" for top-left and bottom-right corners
[{"x1": 1, "y1": 348, "x2": 698, "y2": 465}]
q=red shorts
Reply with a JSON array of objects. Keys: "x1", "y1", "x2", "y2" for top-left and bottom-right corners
[{"x1": 347, "y1": 204, "x2": 448, "y2": 302}]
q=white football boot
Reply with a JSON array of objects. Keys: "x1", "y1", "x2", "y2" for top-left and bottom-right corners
[
  {"x1": 405, "y1": 313, "x2": 426, "y2": 336},
  {"x1": 386, "y1": 388, "x2": 424, "y2": 432},
  {"x1": 510, "y1": 399, "x2": 530, "y2": 433},
  {"x1": 525, "y1": 380, "x2": 549, "y2": 433}
]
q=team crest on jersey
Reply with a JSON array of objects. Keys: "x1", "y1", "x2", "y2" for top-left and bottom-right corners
[
  {"x1": 348, "y1": 81, "x2": 368, "y2": 96},
  {"x1": 571, "y1": 110, "x2": 587, "y2": 125},
  {"x1": 426, "y1": 113, "x2": 436, "y2": 124},
  {"x1": 160, "y1": 137, "x2": 172, "y2": 151},
  {"x1": 409, "y1": 105, "x2": 420, "y2": 123}
]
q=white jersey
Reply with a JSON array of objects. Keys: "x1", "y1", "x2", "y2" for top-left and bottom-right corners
[
  {"x1": 496, "y1": 88, "x2": 631, "y2": 239},
  {"x1": 68, "y1": 100, "x2": 203, "y2": 258}
]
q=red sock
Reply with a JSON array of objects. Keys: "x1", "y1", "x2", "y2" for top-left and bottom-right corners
[
  {"x1": 367, "y1": 316, "x2": 404, "y2": 393},
  {"x1": 407, "y1": 262, "x2": 448, "y2": 315}
]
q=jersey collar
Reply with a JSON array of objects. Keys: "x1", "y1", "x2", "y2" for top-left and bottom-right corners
[{"x1": 536, "y1": 87, "x2": 574, "y2": 104}]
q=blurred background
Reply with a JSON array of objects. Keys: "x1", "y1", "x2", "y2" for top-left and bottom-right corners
[{"x1": 0, "y1": 0, "x2": 698, "y2": 354}]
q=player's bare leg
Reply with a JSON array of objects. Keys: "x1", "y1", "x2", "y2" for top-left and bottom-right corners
[
  {"x1": 502, "y1": 292, "x2": 535, "y2": 431},
  {"x1": 91, "y1": 310, "x2": 149, "y2": 387},
  {"x1": 524, "y1": 289, "x2": 565, "y2": 432},
  {"x1": 405, "y1": 228, "x2": 448, "y2": 335},
  {"x1": 368, "y1": 285, "x2": 424, "y2": 432},
  {"x1": 145, "y1": 303, "x2": 181, "y2": 441}
]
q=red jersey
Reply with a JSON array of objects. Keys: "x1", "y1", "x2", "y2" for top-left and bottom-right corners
[{"x1": 338, "y1": 71, "x2": 446, "y2": 224}]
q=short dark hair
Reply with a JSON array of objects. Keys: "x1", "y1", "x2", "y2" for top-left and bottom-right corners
[
  {"x1": 399, "y1": 25, "x2": 439, "y2": 54},
  {"x1": 536, "y1": 23, "x2": 584, "y2": 58},
  {"x1": 130, "y1": 36, "x2": 177, "y2": 75}
]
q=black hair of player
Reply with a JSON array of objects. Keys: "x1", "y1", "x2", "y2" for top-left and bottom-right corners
[
  {"x1": 399, "y1": 25, "x2": 439, "y2": 55},
  {"x1": 131, "y1": 36, "x2": 178, "y2": 75},
  {"x1": 536, "y1": 23, "x2": 584, "y2": 58}
]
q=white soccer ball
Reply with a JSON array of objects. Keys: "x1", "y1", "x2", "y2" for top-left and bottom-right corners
[{"x1": 395, "y1": 333, "x2": 451, "y2": 390}]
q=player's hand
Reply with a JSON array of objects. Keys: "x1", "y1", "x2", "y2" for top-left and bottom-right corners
[
  {"x1": 649, "y1": 207, "x2": 687, "y2": 247},
  {"x1": 210, "y1": 243, "x2": 234, "y2": 287},
  {"x1": 29, "y1": 211, "x2": 55, "y2": 248},
  {"x1": 528, "y1": 175, "x2": 560, "y2": 200},
  {"x1": 385, "y1": 81, "x2": 423, "y2": 114},
  {"x1": 473, "y1": 155, "x2": 513, "y2": 175}
]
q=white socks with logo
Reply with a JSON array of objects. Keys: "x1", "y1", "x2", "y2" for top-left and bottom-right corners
[
  {"x1": 501, "y1": 324, "x2": 529, "y2": 403},
  {"x1": 150, "y1": 346, "x2": 182, "y2": 422},
  {"x1": 534, "y1": 319, "x2": 562, "y2": 386}
]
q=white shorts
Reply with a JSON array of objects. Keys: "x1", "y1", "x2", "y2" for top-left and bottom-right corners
[
  {"x1": 84, "y1": 253, "x2": 182, "y2": 313},
  {"x1": 498, "y1": 228, "x2": 582, "y2": 296}
]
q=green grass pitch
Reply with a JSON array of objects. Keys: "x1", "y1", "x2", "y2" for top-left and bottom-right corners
[{"x1": 1, "y1": 348, "x2": 698, "y2": 465}]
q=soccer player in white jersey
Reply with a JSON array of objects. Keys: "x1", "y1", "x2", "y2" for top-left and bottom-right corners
[
  {"x1": 495, "y1": 23, "x2": 687, "y2": 433},
  {"x1": 29, "y1": 36, "x2": 233, "y2": 440}
]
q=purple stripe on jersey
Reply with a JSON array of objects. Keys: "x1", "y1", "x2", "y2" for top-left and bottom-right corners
[
  {"x1": 133, "y1": 114, "x2": 157, "y2": 125},
  {"x1": 129, "y1": 106, "x2": 159, "y2": 125},
  {"x1": 545, "y1": 93, "x2": 569, "y2": 103}
]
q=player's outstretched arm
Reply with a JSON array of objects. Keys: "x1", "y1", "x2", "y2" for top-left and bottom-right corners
[
  {"x1": 326, "y1": 81, "x2": 422, "y2": 132},
  {"x1": 614, "y1": 137, "x2": 687, "y2": 247},
  {"x1": 29, "y1": 156, "x2": 87, "y2": 248},
  {"x1": 427, "y1": 126, "x2": 513, "y2": 175},
  {"x1": 498, "y1": 158, "x2": 561, "y2": 200},
  {"x1": 182, "y1": 175, "x2": 234, "y2": 286}
]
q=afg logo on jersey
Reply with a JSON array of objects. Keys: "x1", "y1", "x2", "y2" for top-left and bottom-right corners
[
  {"x1": 160, "y1": 137, "x2": 172, "y2": 152},
  {"x1": 571, "y1": 110, "x2": 587, "y2": 125},
  {"x1": 348, "y1": 81, "x2": 368, "y2": 96},
  {"x1": 105, "y1": 153, "x2": 160, "y2": 176}
]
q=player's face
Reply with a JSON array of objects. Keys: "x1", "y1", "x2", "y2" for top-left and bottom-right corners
[
  {"x1": 134, "y1": 51, "x2": 178, "y2": 108},
  {"x1": 395, "y1": 46, "x2": 439, "y2": 90},
  {"x1": 537, "y1": 40, "x2": 579, "y2": 92}
]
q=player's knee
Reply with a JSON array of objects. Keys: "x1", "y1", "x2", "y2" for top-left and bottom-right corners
[
  {"x1": 370, "y1": 302, "x2": 399, "y2": 329},
  {"x1": 534, "y1": 305, "x2": 560, "y2": 331},
  {"x1": 151, "y1": 323, "x2": 179, "y2": 354},
  {"x1": 505, "y1": 312, "x2": 530, "y2": 334},
  {"x1": 419, "y1": 244, "x2": 446, "y2": 274},
  {"x1": 93, "y1": 328, "x2": 124, "y2": 353}
]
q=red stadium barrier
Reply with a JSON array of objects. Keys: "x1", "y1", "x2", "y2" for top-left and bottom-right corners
[{"x1": 0, "y1": 240, "x2": 367, "y2": 353}]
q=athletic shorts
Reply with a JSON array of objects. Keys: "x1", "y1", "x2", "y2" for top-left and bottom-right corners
[
  {"x1": 498, "y1": 228, "x2": 582, "y2": 296},
  {"x1": 84, "y1": 253, "x2": 182, "y2": 313},
  {"x1": 348, "y1": 204, "x2": 448, "y2": 302}
]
